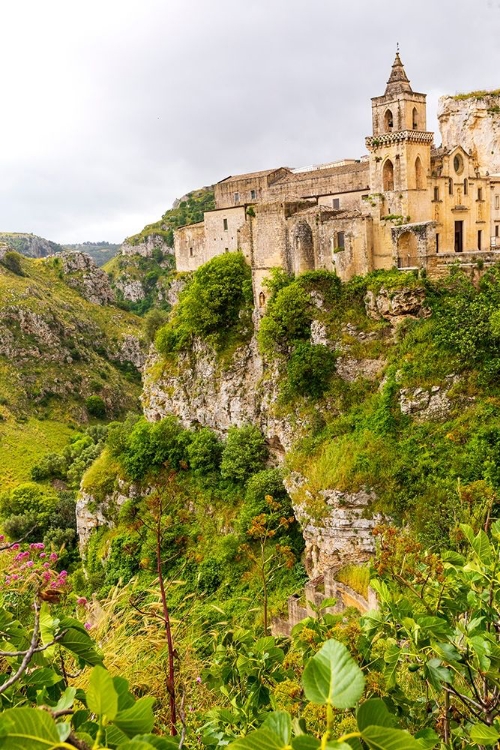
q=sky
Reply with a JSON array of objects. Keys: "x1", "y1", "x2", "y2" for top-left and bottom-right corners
[{"x1": 0, "y1": 0, "x2": 499, "y2": 245}]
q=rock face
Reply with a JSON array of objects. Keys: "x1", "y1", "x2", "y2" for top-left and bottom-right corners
[
  {"x1": 284, "y1": 473, "x2": 382, "y2": 578},
  {"x1": 120, "y1": 235, "x2": 173, "y2": 258},
  {"x1": 399, "y1": 374, "x2": 459, "y2": 421},
  {"x1": 0, "y1": 233, "x2": 63, "y2": 258},
  {"x1": 76, "y1": 482, "x2": 138, "y2": 550},
  {"x1": 58, "y1": 252, "x2": 115, "y2": 305},
  {"x1": 364, "y1": 286, "x2": 429, "y2": 324},
  {"x1": 438, "y1": 94, "x2": 500, "y2": 174}
]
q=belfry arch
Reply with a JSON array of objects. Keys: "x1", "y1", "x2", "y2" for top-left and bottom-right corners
[
  {"x1": 384, "y1": 109, "x2": 394, "y2": 132},
  {"x1": 383, "y1": 159, "x2": 394, "y2": 191}
]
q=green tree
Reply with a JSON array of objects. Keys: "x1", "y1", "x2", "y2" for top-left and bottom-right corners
[{"x1": 220, "y1": 425, "x2": 268, "y2": 483}]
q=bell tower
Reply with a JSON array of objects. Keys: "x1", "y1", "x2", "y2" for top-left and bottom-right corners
[{"x1": 366, "y1": 50, "x2": 433, "y2": 223}]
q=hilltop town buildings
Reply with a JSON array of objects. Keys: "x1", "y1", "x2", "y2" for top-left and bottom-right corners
[{"x1": 175, "y1": 53, "x2": 500, "y2": 306}]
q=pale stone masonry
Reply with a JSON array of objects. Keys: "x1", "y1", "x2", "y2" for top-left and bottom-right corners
[{"x1": 175, "y1": 52, "x2": 500, "y2": 306}]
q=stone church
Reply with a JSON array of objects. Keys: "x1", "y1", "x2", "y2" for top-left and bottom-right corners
[{"x1": 175, "y1": 52, "x2": 500, "y2": 306}]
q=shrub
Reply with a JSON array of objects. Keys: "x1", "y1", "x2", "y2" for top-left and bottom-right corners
[
  {"x1": 220, "y1": 425, "x2": 268, "y2": 483},
  {"x1": 258, "y1": 283, "x2": 313, "y2": 357},
  {"x1": 286, "y1": 342, "x2": 336, "y2": 399},
  {"x1": 119, "y1": 416, "x2": 191, "y2": 480},
  {"x1": 143, "y1": 308, "x2": 169, "y2": 343},
  {"x1": 156, "y1": 252, "x2": 252, "y2": 353},
  {"x1": 187, "y1": 428, "x2": 223, "y2": 474},
  {"x1": 238, "y1": 468, "x2": 289, "y2": 533},
  {"x1": 86, "y1": 395, "x2": 106, "y2": 418},
  {"x1": 0, "y1": 251, "x2": 25, "y2": 276}
]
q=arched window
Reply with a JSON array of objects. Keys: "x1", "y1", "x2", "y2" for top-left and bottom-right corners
[
  {"x1": 464, "y1": 178, "x2": 468, "y2": 196},
  {"x1": 449, "y1": 178, "x2": 453, "y2": 196},
  {"x1": 258, "y1": 291, "x2": 266, "y2": 308},
  {"x1": 383, "y1": 159, "x2": 394, "y2": 191},
  {"x1": 415, "y1": 157, "x2": 423, "y2": 190},
  {"x1": 412, "y1": 107, "x2": 418, "y2": 130},
  {"x1": 384, "y1": 109, "x2": 394, "y2": 132}
]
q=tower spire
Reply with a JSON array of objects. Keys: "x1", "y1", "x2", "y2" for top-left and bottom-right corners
[{"x1": 385, "y1": 48, "x2": 412, "y2": 96}]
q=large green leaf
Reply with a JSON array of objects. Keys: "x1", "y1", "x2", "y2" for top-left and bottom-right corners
[
  {"x1": 302, "y1": 639, "x2": 365, "y2": 709},
  {"x1": 291, "y1": 735, "x2": 320, "y2": 750},
  {"x1": 262, "y1": 712, "x2": 292, "y2": 745},
  {"x1": 114, "y1": 696, "x2": 156, "y2": 737},
  {"x1": 469, "y1": 723, "x2": 500, "y2": 745},
  {"x1": 0, "y1": 707, "x2": 60, "y2": 749},
  {"x1": 131, "y1": 737, "x2": 179, "y2": 750},
  {"x1": 59, "y1": 627, "x2": 103, "y2": 666},
  {"x1": 229, "y1": 728, "x2": 287, "y2": 750},
  {"x1": 86, "y1": 665, "x2": 118, "y2": 721},
  {"x1": 361, "y1": 726, "x2": 423, "y2": 750},
  {"x1": 356, "y1": 699, "x2": 396, "y2": 731}
]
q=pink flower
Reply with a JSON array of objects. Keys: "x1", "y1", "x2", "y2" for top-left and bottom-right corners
[
  {"x1": 26, "y1": 561, "x2": 34, "y2": 568},
  {"x1": 77, "y1": 597, "x2": 88, "y2": 606},
  {"x1": 43, "y1": 563, "x2": 50, "y2": 569},
  {"x1": 84, "y1": 622, "x2": 92, "y2": 631},
  {"x1": 11, "y1": 544, "x2": 19, "y2": 550},
  {"x1": 49, "y1": 553, "x2": 58, "y2": 561},
  {"x1": 196, "y1": 676, "x2": 202, "y2": 684},
  {"x1": 39, "y1": 553, "x2": 46, "y2": 558},
  {"x1": 0, "y1": 535, "x2": 4, "y2": 541}
]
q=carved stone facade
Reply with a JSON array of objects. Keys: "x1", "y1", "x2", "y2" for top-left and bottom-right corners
[{"x1": 174, "y1": 53, "x2": 500, "y2": 306}]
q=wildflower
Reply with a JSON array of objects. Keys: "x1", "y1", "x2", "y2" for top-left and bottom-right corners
[
  {"x1": 84, "y1": 622, "x2": 92, "y2": 631},
  {"x1": 49, "y1": 553, "x2": 58, "y2": 562},
  {"x1": 196, "y1": 676, "x2": 202, "y2": 684},
  {"x1": 11, "y1": 544, "x2": 19, "y2": 550},
  {"x1": 77, "y1": 597, "x2": 88, "y2": 606}
]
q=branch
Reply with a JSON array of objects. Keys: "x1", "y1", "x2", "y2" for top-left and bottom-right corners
[
  {"x1": 0, "y1": 630, "x2": 67, "y2": 658},
  {"x1": 0, "y1": 602, "x2": 41, "y2": 695},
  {"x1": 0, "y1": 525, "x2": 39, "y2": 552}
]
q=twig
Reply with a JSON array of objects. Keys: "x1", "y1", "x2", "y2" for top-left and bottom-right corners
[
  {"x1": 0, "y1": 525, "x2": 39, "y2": 552},
  {"x1": 0, "y1": 631, "x2": 67, "y2": 658},
  {"x1": 0, "y1": 602, "x2": 41, "y2": 695}
]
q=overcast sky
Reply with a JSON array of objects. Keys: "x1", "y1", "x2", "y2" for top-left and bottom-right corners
[{"x1": 0, "y1": 0, "x2": 499, "y2": 244}]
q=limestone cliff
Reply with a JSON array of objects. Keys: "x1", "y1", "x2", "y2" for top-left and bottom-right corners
[{"x1": 438, "y1": 93, "x2": 500, "y2": 173}]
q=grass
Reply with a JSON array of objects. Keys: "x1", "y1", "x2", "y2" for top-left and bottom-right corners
[
  {"x1": 452, "y1": 88, "x2": 500, "y2": 100},
  {"x1": 0, "y1": 417, "x2": 75, "y2": 488},
  {"x1": 335, "y1": 564, "x2": 371, "y2": 598}
]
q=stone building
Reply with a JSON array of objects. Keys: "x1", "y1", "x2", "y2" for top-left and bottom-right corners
[{"x1": 175, "y1": 52, "x2": 500, "y2": 304}]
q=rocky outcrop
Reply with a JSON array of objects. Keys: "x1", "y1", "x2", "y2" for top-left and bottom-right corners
[
  {"x1": 114, "y1": 278, "x2": 145, "y2": 303},
  {"x1": 364, "y1": 286, "x2": 429, "y2": 325},
  {"x1": 399, "y1": 374, "x2": 460, "y2": 421},
  {"x1": 284, "y1": 472, "x2": 382, "y2": 578},
  {"x1": 76, "y1": 481, "x2": 138, "y2": 550},
  {"x1": 120, "y1": 234, "x2": 173, "y2": 258},
  {"x1": 58, "y1": 252, "x2": 115, "y2": 305},
  {"x1": 438, "y1": 94, "x2": 500, "y2": 174},
  {"x1": 0, "y1": 233, "x2": 63, "y2": 258}
]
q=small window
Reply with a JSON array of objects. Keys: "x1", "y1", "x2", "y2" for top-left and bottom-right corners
[
  {"x1": 250, "y1": 189, "x2": 257, "y2": 201},
  {"x1": 258, "y1": 291, "x2": 266, "y2": 307},
  {"x1": 189, "y1": 247, "x2": 194, "y2": 257},
  {"x1": 223, "y1": 218, "x2": 228, "y2": 231},
  {"x1": 464, "y1": 178, "x2": 468, "y2": 196},
  {"x1": 224, "y1": 247, "x2": 229, "y2": 253},
  {"x1": 478, "y1": 230, "x2": 482, "y2": 250},
  {"x1": 337, "y1": 231, "x2": 345, "y2": 249},
  {"x1": 496, "y1": 195, "x2": 500, "y2": 210},
  {"x1": 412, "y1": 107, "x2": 418, "y2": 130},
  {"x1": 433, "y1": 186, "x2": 439, "y2": 201},
  {"x1": 435, "y1": 233, "x2": 439, "y2": 253},
  {"x1": 234, "y1": 192, "x2": 240, "y2": 204},
  {"x1": 496, "y1": 225, "x2": 499, "y2": 237},
  {"x1": 453, "y1": 153, "x2": 464, "y2": 175},
  {"x1": 333, "y1": 198, "x2": 340, "y2": 209},
  {"x1": 449, "y1": 178, "x2": 453, "y2": 196},
  {"x1": 478, "y1": 187, "x2": 483, "y2": 201}
]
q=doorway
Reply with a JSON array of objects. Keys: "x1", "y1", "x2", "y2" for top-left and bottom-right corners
[{"x1": 454, "y1": 221, "x2": 463, "y2": 253}]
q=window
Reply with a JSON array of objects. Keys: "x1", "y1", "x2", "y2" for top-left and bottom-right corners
[
  {"x1": 415, "y1": 157, "x2": 423, "y2": 190},
  {"x1": 436, "y1": 233, "x2": 439, "y2": 253},
  {"x1": 449, "y1": 178, "x2": 453, "y2": 196},
  {"x1": 383, "y1": 160, "x2": 394, "y2": 191},
  {"x1": 496, "y1": 195, "x2": 500, "y2": 210},
  {"x1": 384, "y1": 109, "x2": 393, "y2": 132},
  {"x1": 332, "y1": 198, "x2": 340, "y2": 209},
  {"x1": 234, "y1": 192, "x2": 240, "y2": 204},
  {"x1": 464, "y1": 178, "x2": 468, "y2": 196},
  {"x1": 336, "y1": 231, "x2": 345, "y2": 249},
  {"x1": 496, "y1": 225, "x2": 499, "y2": 237},
  {"x1": 224, "y1": 247, "x2": 229, "y2": 253},
  {"x1": 412, "y1": 107, "x2": 418, "y2": 130},
  {"x1": 478, "y1": 187, "x2": 483, "y2": 201},
  {"x1": 258, "y1": 291, "x2": 265, "y2": 307},
  {"x1": 433, "y1": 186, "x2": 439, "y2": 201},
  {"x1": 453, "y1": 153, "x2": 464, "y2": 175},
  {"x1": 223, "y1": 218, "x2": 228, "y2": 231},
  {"x1": 478, "y1": 230, "x2": 482, "y2": 250},
  {"x1": 189, "y1": 247, "x2": 194, "y2": 257},
  {"x1": 250, "y1": 189, "x2": 256, "y2": 201}
]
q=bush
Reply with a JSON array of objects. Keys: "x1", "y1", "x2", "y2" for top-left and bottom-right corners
[
  {"x1": 0, "y1": 251, "x2": 25, "y2": 276},
  {"x1": 156, "y1": 252, "x2": 252, "y2": 353},
  {"x1": 187, "y1": 428, "x2": 223, "y2": 474},
  {"x1": 220, "y1": 425, "x2": 268, "y2": 483},
  {"x1": 286, "y1": 342, "x2": 336, "y2": 399},
  {"x1": 86, "y1": 395, "x2": 106, "y2": 418},
  {"x1": 258, "y1": 283, "x2": 313, "y2": 357},
  {"x1": 143, "y1": 308, "x2": 169, "y2": 343},
  {"x1": 238, "y1": 469, "x2": 289, "y2": 533},
  {"x1": 119, "y1": 416, "x2": 191, "y2": 480}
]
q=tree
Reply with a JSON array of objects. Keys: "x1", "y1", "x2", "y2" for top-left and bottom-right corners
[{"x1": 220, "y1": 425, "x2": 268, "y2": 483}]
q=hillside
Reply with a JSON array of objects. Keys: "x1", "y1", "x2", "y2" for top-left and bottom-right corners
[
  {"x1": 0, "y1": 251, "x2": 146, "y2": 489},
  {"x1": 104, "y1": 247, "x2": 175, "y2": 315},
  {"x1": 0, "y1": 231, "x2": 63, "y2": 257},
  {"x1": 62, "y1": 241, "x2": 121, "y2": 266}
]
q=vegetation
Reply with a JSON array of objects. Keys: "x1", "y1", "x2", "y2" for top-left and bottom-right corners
[
  {"x1": 105, "y1": 250, "x2": 175, "y2": 316},
  {"x1": 125, "y1": 187, "x2": 215, "y2": 248}
]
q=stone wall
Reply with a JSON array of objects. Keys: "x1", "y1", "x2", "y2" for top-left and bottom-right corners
[{"x1": 438, "y1": 94, "x2": 500, "y2": 175}]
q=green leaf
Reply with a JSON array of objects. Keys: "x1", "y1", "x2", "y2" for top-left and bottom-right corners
[
  {"x1": 357, "y1": 699, "x2": 396, "y2": 731},
  {"x1": 117, "y1": 742, "x2": 156, "y2": 750},
  {"x1": 424, "y1": 659, "x2": 452, "y2": 690},
  {"x1": 56, "y1": 722, "x2": 71, "y2": 742},
  {"x1": 86, "y1": 665, "x2": 118, "y2": 721},
  {"x1": 114, "y1": 696, "x2": 156, "y2": 737},
  {"x1": 132, "y1": 737, "x2": 179, "y2": 750},
  {"x1": 291, "y1": 736, "x2": 320, "y2": 750},
  {"x1": 0, "y1": 707, "x2": 60, "y2": 749},
  {"x1": 229, "y1": 728, "x2": 287, "y2": 750},
  {"x1": 361, "y1": 725, "x2": 423, "y2": 749},
  {"x1": 113, "y1": 676, "x2": 135, "y2": 712},
  {"x1": 414, "y1": 728, "x2": 440, "y2": 749},
  {"x1": 59, "y1": 627, "x2": 103, "y2": 666},
  {"x1": 262, "y1": 712, "x2": 292, "y2": 745},
  {"x1": 324, "y1": 743, "x2": 352, "y2": 750},
  {"x1": 469, "y1": 723, "x2": 500, "y2": 744},
  {"x1": 23, "y1": 669, "x2": 64, "y2": 688},
  {"x1": 472, "y1": 529, "x2": 492, "y2": 565},
  {"x1": 302, "y1": 639, "x2": 365, "y2": 708},
  {"x1": 54, "y1": 687, "x2": 77, "y2": 713}
]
